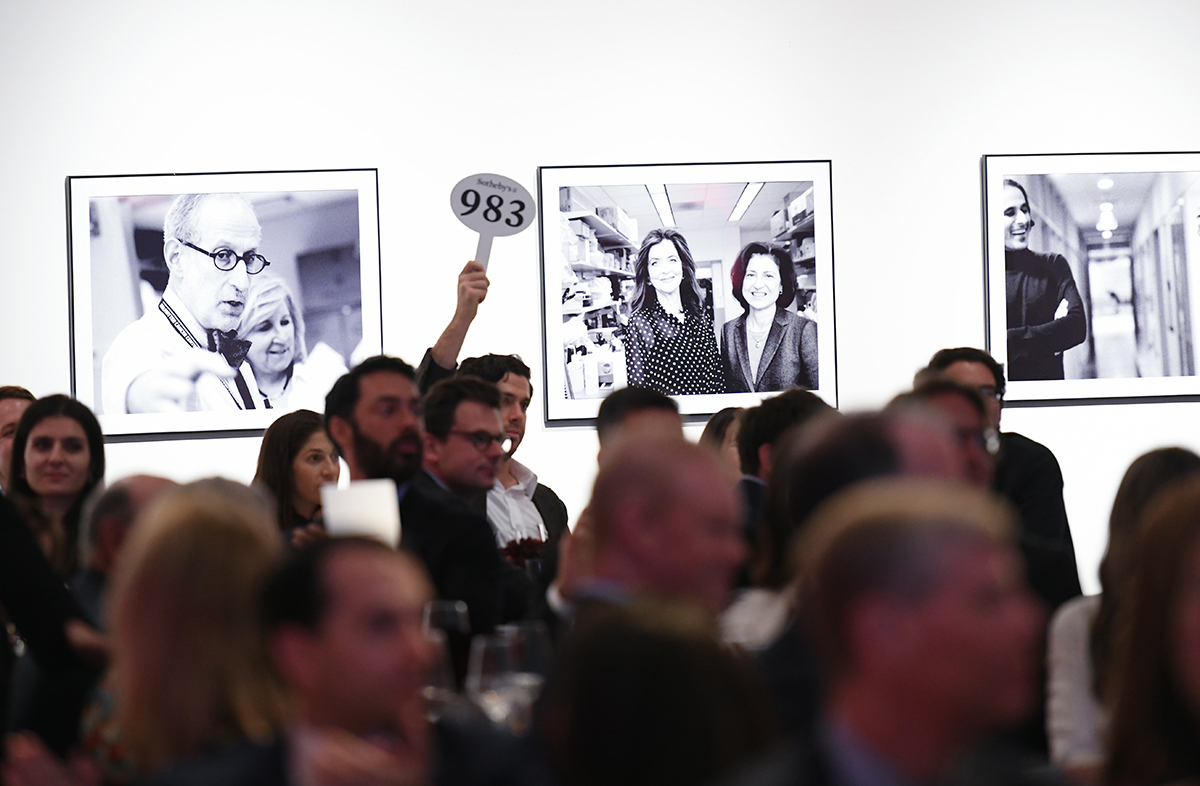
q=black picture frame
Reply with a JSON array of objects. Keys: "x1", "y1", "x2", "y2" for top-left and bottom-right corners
[{"x1": 538, "y1": 160, "x2": 837, "y2": 422}]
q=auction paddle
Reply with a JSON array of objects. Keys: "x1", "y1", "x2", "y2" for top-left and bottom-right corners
[{"x1": 449, "y1": 173, "x2": 537, "y2": 270}]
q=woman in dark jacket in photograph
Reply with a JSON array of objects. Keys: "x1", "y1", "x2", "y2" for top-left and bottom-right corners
[
  {"x1": 623, "y1": 228, "x2": 724, "y2": 396},
  {"x1": 720, "y1": 242, "x2": 817, "y2": 392}
]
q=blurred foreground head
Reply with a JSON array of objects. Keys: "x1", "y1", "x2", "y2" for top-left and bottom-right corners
[
  {"x1": 263, "y1": 536, "x2": 436, "y2": 736},
  {"x1": 589, "y1": 437, "x2": 743, "y2": 614},
  {"x1": 798, "y1": 478, "x2": 1041, "y2": 745},
  {"x1": 753, "y1": 410, "x2": 964, "y2": 589},
  {"x1": 110, "y1": 478, "x2": 286, "y2": 776},
  {"x1": 1105, "y1": 476, "x2": 1200, "y2": 786}
]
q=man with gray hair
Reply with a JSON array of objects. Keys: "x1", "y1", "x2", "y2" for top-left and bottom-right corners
[{"x1": 102, "y1": 193, "x2": 271, "y2": 413}]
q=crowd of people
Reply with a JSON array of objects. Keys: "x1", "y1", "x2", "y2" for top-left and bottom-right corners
[{"x1": 1, "y1": 196, "x2": 1199, "y2": 786}]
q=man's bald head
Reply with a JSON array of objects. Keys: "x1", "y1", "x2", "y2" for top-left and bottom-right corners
[
  {"x1": 80, "y1": 474, "x2": 178, "y2": 574},
  {"x1": 588, "y1": 437, "x2": 744, "y2": 613}
]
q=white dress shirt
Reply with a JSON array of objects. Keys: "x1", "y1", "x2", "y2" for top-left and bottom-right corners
[{"x1": 486, "y1": 458, "x2": 547, "y2": 547}]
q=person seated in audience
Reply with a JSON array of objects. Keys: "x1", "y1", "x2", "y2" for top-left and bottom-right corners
[
  {"x1": 1101, "y1": 475, "x2": 1200, "y2": 786},
  {"x1": 747, "y1": 410, "x2": 967, "y2": 736},
  {"x1": 253, "y1": 409, "x2": 339, "y2": 543},
  {"x1": 888, "y1": 378, "x2": 993, "y2": 488},
  {"x1": 414, "y1": 261, "x2": 570, "y2": 574},
  {"x1": 593, "y1": 386, "x2": 682, "y2": 451},
  {"x1": 0, "y1": 385, "x2": 35, "y2": 495},
  {"x1": 7, "y1": 395, "x2": 105, "y2": 577},
  {"x1": 536, "y1": 386, "x2": 684, "y2": 630},
  {"x1": 150, "y1": 536, "x2": 500, "y2": 786},
  {"x1": 561, "y1": 437, "x2": 744, "y2": 624},
  {"x1": 7, "y1": 475, "x2": 174, "y2": 757},
  {"x1": 1047, "y1": 448, "x2": 1200, "y2": 785},
  {"x1": 415, "y1": 377, "x2": 506, "y2": 502},
  {"x1": 923, "y1": 347, "x2": 1082, "y2": 611},
  {"x1": 105, "y1": 479, "x2": 288, "y2": 781},
  {"x1": 5, "y1": 479, "x2": 288, "y2": 785},
  {"x1": 539, "y1": 600, "x2": 777, "y2": 786},
  {"x1": 734, "y1": 391, "x2": 836, "y2": 586},
  {"x1": 0, "y1": 494, "x2": 105, "y2": 764},
  {"x1": 325, "y1": 356, "x2": 502, "y2": 636},
  {"x1": 417, "y1": 376, "x2": 556, "y2": 623},
  {"x1": 699, "y1": 406, "x2": 743, "y2": 485},
  {"x1": 730, "y1": 478, "x2": 1046, "y2": 786}
]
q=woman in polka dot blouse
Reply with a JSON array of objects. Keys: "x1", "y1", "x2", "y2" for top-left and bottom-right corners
[{"x1": 623, "y1": 228, "x2": 724, "y2": 396}]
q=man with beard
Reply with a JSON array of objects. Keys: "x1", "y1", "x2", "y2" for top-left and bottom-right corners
[{"x1": 324, "y1": 356, "x2": 501, "y2": 635}]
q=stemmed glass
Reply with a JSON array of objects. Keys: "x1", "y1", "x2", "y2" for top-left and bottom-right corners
[
  {"x1": 465, "y1": 621, "x2": 552, "y2": 734},
  {"x1": 421, "y1": 600, "x2": 471, "y2": 720}
]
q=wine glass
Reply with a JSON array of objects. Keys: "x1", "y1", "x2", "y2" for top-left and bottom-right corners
[
  {"x1": 423, "y1": 600, "x2": 470, "y2": 689},
  {"x1": 420, "y1": 629, "x2": 458, "y2": 722},
  {"x1": 466, "y1": 623, "x2": 552, "y2": 734}
]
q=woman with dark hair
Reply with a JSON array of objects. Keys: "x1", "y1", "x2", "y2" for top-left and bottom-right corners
[
  {"x1": 1104, "y1": 474, "x2": 1200, "y2": 786},
  {"x1": 720, "y1": 242, "x2": 817, "y2": 392},
  {"x1": 252, "y1": 409, "x2": 339, "y2": 536},
  {"x1": 8, "y1": 395, "x2": 105, "y2": 576},
  {"x1": 624, "y1": 228, "x2": 724, "y2": 395},
  {"x1": 1047, "y1": 448, "x2": 1200, "y2": 784},
  {"x1": 1002, "y1": 178, "x2": 1086, "y2": 381}
]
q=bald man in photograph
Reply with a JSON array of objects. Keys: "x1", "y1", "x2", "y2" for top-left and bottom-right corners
[{"x1": 101, "y1": 193, "x2": 270, "y2": 414}]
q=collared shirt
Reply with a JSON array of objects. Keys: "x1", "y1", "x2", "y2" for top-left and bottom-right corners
[
  {"x1": 486, "y1": 457, "x2": 547, "y2": 547},
  {"x1": 100, "y1": 287, "x2": 263, "y2": 414}
]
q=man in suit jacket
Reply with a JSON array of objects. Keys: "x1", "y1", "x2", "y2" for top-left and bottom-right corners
[
  {"x1": 149, "y1": 537, "x2": 515, "y2": 786},
  {"x1": 922, "y1": 348, "x2": 1082, "y2": 610},
  {"x1": 730, "y1": 479, "x2": 1047, "y2": 786},
  {"x1": 324, "y1": 355, "x2": 501, "y2": 635},
  {"x1": 415, "y1": 261, "x2": 569, "y2": 552}
]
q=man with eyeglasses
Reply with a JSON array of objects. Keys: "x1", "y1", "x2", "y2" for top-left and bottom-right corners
[
  {"x1": 101, "y1": 193, "x2": 271, "y2": 414},
  {"x1": 417, "y1": 376, "x2": 509, "y2": 501},
  {"x1": 412, "y1": 376, "x2": 551, "y2": 623},
  {"x1": 924, "y1": 347, "x2": 1081, "y2": 612},
  {"x1": 923, "y1": 346, "x2": 1081, "y2": 760}
]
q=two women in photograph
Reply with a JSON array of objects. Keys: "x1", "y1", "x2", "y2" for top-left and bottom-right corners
[{"x1": 623, "y1": 230, "x2": 817, "y2": 396}]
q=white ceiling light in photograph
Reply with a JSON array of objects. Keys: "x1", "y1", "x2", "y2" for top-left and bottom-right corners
[
  {"x1": 646, "y1": 184, "x2": 675, "y2": 228},
  {"x1": 728, "y1": 182, "x2": 764, "y2": 222}
]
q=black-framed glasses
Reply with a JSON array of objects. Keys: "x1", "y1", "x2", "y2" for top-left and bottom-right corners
[
  {"x1": 179, "y1": 240, "x2": 270, "y2": 275},
  {"x1": 448, "y1": 430, "x2": 512, "y2": 453}
]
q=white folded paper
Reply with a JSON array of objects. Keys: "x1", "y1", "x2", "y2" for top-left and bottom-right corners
[{"x1": 320, "y1": 479, "x2": 401, "y2": 548}]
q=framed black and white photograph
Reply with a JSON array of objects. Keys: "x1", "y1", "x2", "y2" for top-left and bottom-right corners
[
  {"x1": 68, "y1": 169, "x2": 382, "y2": 436},
  {"x1": 984, "y1": 153, "x2": 1200, "y2": 402},
  {"x1": 539, "y1": 161, "x2": 836, "y2": 422}
]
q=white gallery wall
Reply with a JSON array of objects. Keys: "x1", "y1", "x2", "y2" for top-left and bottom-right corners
[{"x1": 4, "y1": 0, "x2": 1200, "y2": 593}]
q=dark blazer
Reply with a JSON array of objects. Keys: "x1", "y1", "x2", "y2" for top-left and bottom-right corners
[
  {"x1": 149, "y1": 738, "x2": 288, "y2": 786},
  {"x1": 993, "y1": 431, "x2": 1082, "y2": 610},
  {"x1": 149, "y1": 718, "x2": 527, "y2": 786},
  {"x1": 721, "y1": 308, "x2": 818, "y2": 392},
  {"x1": 403, "y1": 474, "x2": 504, "y2": 635}
]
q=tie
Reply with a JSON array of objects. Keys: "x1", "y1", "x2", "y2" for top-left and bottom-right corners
[{"x1": 207, "y1": 330, "x2": 252, "y2": 368}]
